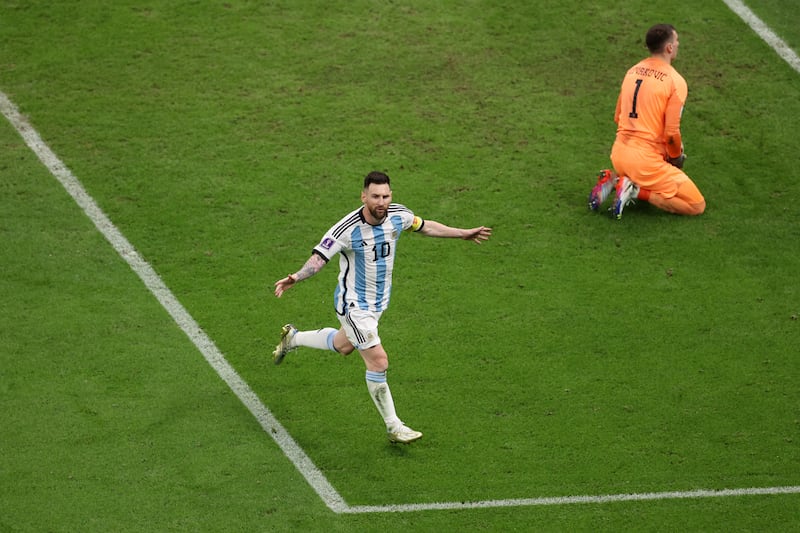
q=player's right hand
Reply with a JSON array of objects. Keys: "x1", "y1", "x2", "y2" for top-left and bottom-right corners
[
  {"x1": 667, "y1": 153, "x2": 686, "y2": 169},
  {"x1": 274, "y1": 274, "x2": 297, "y2": 297}
]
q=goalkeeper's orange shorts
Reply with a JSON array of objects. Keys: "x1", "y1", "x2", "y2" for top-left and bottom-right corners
[{"x1": 610, "y1": 137, "x2": 703, "y2": 204}]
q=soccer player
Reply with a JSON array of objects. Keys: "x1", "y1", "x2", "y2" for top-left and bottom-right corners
[
  {"x1": 588, "y1": 23, "x2": 706, "y2": 219},
  {"x1": 272, "y1": 171, "x2": 492, "y2": 444}
]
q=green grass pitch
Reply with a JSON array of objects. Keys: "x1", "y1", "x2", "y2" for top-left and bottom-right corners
[{"x1": 1, "y1": 1, "x2": 799, "y2": 531}]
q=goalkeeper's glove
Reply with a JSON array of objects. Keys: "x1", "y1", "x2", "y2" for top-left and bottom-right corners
[{"x1": 667, "y1": 152, "x2": 686, "y2": 169}]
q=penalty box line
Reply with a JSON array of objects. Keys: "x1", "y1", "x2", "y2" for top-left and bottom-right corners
[
  {"x1": 343, "y1": 485, "x2": 800, "y2": 514},
  {"x1": 3, "y1": 84, "x2": 799, "y2": 515}
]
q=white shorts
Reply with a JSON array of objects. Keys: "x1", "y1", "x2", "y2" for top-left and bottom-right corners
[{"x1": 338, "y1": 308, "x2": 382, "y2": 350}]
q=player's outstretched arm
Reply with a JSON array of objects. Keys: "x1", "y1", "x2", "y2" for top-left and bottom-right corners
[
  {"x1": 274, "y1": 253, "x2": 327, "y2": 297},
  {"x1": 420, "y1": 220, "x2": 492, "y2": 244}
]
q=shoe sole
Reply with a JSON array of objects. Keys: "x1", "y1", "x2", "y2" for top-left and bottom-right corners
[
  {"x1": 588, "y1": 170, "x2": 612, "y2": 211},
  {"x1": 613, "y1": 185, "x2": 638, "y2": 220},
  {"x1": 272, "y1": 324, "x2": 296, "y2": 365},
  {"x1": 588, "y1": 192, "x2": 602, "y2": 211},
  {"x1": 388, "y1": 433, "x2": 423, "y2": 444},
  {"x1": 613, "y1": 198, "x2": 626, "y2": 220}
]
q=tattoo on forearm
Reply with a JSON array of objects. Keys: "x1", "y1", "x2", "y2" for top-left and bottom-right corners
[{"x1": 294, "y1": 255, "x2": 324, "y2": 281}]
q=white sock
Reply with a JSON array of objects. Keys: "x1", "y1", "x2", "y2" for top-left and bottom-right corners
[
  {"x1": 365, "y1": 370, "x2": 402, "y2": 430},
  {"x1": 293, "y1": 328, "x2": 338, "y2": 351}
]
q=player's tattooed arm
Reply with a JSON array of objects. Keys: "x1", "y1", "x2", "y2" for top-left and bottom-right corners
[
  {"x1": 274, "y1": 253, "x2": 327, "y2": 297},
  {"x1": 293, "y1": 253, "x2": 327, "y2": 282}
]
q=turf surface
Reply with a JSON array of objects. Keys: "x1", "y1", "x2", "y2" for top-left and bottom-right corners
[{"x1": 1, "y1": 1, "x2": 799, "y2": 530}]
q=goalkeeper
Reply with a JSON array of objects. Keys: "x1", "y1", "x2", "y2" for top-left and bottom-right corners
[{"x1": 588, "y1": 23, "x2": 706, "y2": 219}]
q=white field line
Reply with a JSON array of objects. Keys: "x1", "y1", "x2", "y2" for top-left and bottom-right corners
[
  {"x1": 0, "y1": 91, "x2": 348, "y2": 515},
  {"x1": 344, "y1": 486, "x2": 800, "y2": 513},
  {"x1": 723, "y1": 0, "x2": 800, "y2": 74},
  {"x1": 2, "y1": 3, "x2": 798, "y2": 512}
]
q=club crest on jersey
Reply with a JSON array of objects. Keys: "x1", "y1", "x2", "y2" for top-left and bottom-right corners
[
  {"x1": 391, "y1": 230, "x2": 398, "y2": 240},
  {"x1": 320, "y1": 237, "x2": 335, "y2": 250}
]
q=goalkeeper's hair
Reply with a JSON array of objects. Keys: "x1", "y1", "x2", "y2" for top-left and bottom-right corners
[{"x1": 645, "y1": 24, "x2": 677, "y2": 53}]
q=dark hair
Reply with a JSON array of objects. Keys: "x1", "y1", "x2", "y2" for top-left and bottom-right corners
[
  {"x1": 645, "y1": 24, "x2": 676, "y2": 53},
  {"x1": 364, "y1": 171, "x2": 390, "y2": 189}
]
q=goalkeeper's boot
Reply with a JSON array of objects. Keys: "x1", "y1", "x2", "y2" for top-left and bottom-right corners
[
  {"x1": 387, "y1": 424, "x2": 423, "y2": 444},
  {"x1": 588, "y1": 169, "x2": 616, "y2": 211},
  {"x1": 612, "y1": 177, "x2": 639, "y2": 220},
  {"x1": 272, "y1": 323, "x2": 298, "y2": 365}
]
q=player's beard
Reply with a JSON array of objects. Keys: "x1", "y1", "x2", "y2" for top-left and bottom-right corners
[{"x1": 368, "y1": 205, "x2": 387, "y2": 222}]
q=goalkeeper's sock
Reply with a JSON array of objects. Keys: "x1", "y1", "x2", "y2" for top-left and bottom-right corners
[
  {"x1": 294, "y1": 328, "x2": 338, "y2": 352},
  {"x1": 366, "y1": 370, "x2": 402, "y2": 430}
]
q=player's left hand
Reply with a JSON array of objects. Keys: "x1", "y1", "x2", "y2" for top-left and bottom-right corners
[{"x1": 463, "y1": 226, "x2": 492, "y2": 244}]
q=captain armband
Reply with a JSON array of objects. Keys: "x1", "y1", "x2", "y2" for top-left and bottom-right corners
[{"x1": 410, "y1": 216, "x2": 425, "y2": 232}]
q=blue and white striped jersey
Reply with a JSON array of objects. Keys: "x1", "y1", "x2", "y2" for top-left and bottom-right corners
[{"x1": 313, "y1": 203, "x2": 424, "y2": 315}]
